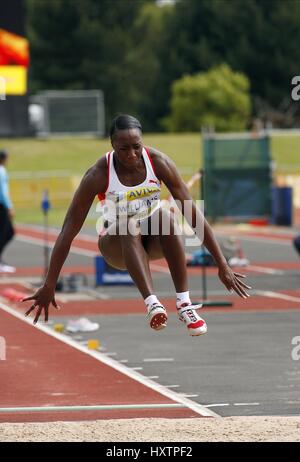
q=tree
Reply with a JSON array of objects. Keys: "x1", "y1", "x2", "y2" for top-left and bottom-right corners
[
  {"x1": 27, "y1": 0, "x2": 83, "y2": 93},
  {"x1": 164, "y1": 64, "x2": 251, "y2": 132},
  {"x1": 161, "y1": 0, "x2": 300, "y2": 125},
  {"x1": 27, "y1": 0, "x2": 147, "y2": 127},
  {"x1": 27, "y1": 0, "x2": 300, "y2": 131}
]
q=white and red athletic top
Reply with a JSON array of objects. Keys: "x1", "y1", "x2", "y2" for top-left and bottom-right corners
[{"x1": 98, "y1": 146, "x2": 161, "y2": 223}]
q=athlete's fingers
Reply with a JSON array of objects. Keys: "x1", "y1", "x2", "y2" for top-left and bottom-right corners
[
  {"x1": 236, "y1": 283, "x2": 250, "y2": 297},
  {"x1": 232, "y1": 284, "x2": 247, "y2": 299},
  {"x1": 44, "y1": 307, "x2": 49, "y2": 323},
  {"x1": 52, "y1": 298, "x2": 61, "y2": 310},
  {"x1": 25, "y1": 303, "x2": 37, "y2": 317},
  {"x1": 235, "y1": 277, "x2": 249, "y2": 292},
  {"x1": 233, "y1": 272, "x2": 246, "y2": 278},
  {"x1": 33, "y1": 306, "x2": 43, "y2": 325},
  {"x1": 22, "y1": 295, "x2": 36, "y2": 302},
  {"x1": 232, "y1": 282, "x2": 249, "y2": 298},
  {"x1": 236, "y1": 279, "x2": 252, "y2": 290}
]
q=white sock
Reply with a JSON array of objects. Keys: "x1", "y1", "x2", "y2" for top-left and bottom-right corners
[
  {"x1": 176, "y1": 291, "x2": 191, "y2": 309},
  {"x1": 144, "y1": 295, "x2": 160, "y2": 311}
]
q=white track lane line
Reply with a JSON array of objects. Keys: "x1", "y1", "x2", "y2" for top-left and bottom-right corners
[
  {"x1": 185, "y1": 252, "x2": 285, "y2": 275},
  {"x1": 205, "y1": 403, "x2": 230, "y2": 408},
  {"x1": 205, "y1": 402, "x2": 260, "y2": 408},
  {"x1": 216, "y1": 233, "x2": 292, "y2": 246},
  {"x1": 255, "y1": 290, "x2": 300, "y2": 304},
  {"x1": 233, "y1": 403, "x2": 260, "y2": 406},
  {"x1": 0, "y1": 403, "x2": 186, "y2": 413},
  {"x1": 0, "y1": 301, "x2": 220, "y2": 418},
  {"x1": 246, "y1": 265, "x2": 284, "y2": 275}
]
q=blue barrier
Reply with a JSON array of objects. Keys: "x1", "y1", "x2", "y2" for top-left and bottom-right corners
[
  {"x1": 95, "y1": 255, "x2": 134, "y2": 285},
  {"x1": 271, "y1": 186, "x2": 293, "y2": 226}
]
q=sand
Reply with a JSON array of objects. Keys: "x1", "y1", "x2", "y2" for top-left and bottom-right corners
[{"x1": 1, "y1": 416, "x2": 300, "y2": 442}]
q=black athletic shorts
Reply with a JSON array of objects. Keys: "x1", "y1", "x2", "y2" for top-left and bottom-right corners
[{"x1": 0, "y1": 204, "x2": 15, "y2": 255}]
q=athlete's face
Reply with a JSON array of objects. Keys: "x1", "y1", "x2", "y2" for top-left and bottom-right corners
[{"x1": 112, "y1": 129, "x2": 143, "y2": 169}]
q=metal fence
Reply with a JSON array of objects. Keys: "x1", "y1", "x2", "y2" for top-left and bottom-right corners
[
  {"x1": 203, "y1": 132, "x2": 273, "y2": 222},
  {"x1": 29, "y1": 90, "x2": 105, "y2": 138}
]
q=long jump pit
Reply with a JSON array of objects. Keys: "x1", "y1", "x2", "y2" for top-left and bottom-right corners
[
  {"x1": 1, "y1": 297, "x2": 300, "y2": 442},
  {"x1": 1, "y1": 416, "x2": 300, "y2": 442}
]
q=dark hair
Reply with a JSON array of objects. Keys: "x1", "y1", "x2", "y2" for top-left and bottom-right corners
[
  {"x1": 110, "y1": 114, "x2": 142, "y2": 141},
  {"x1": 0, "y1": 150, "x2": 8, "y2": 163}
]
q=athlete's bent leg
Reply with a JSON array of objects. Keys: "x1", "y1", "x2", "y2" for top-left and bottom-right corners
[
  {"x1": 98, "y1": 218, "x2": 154, "y2": 298},
  {"x1": 146, "y1": 209, "x2": 188, "y2": 293}
]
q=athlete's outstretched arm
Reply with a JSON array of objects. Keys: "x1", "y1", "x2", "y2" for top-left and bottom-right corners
[
  {"x1": 22, "y1": 160, "x2": 106, "y2": 324},
  {"x1": 151, "y1": 148, "x2": 251, "y2": 299}
]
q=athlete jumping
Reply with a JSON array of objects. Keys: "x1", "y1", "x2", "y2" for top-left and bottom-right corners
[{"x1": 22, "y1": 114, "x2": 251, "y2": 335}]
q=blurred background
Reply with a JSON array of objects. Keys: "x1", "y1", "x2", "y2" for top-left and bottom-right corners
[{"x1": 1, "y1": 0, "x2": 300, "y2": 227}]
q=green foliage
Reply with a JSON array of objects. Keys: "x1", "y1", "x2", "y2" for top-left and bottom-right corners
[
  {"x1": 26, "y1": 0, "x2": 300, "y2": 131},
  {"x1": 4, "y1": 132, "x2": 300, "y2": 176},
  {"x1": 27, "y1": 0, "x2": 83, "y2": 92},
  {"x1": 27, "y1": 0, "x2": 171, "y2": 130},
  {"x1": 162, "y1": 0, "x2": 300, "y2": 110},
  {"x1": 164, "y1": 64, "x2": 251, "y2": 132}
]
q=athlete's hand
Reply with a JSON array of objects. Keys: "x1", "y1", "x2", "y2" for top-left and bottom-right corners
[
  {"x1": 218, "y1": 263, "x2": 251, "y2": 298},
  {"x1": 22, "y1": 285, "x2": 61, "y2": 324}
]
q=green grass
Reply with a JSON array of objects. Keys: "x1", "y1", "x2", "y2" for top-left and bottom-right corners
[
  {"x1": 271, "y1": 136, "x2": 300, "y2": 172},
  {"x1": 2, "y1": 132, "x2": 300, "y2": 174},
  {"x1": 2, "y1": 132, "x2": 300, "y2": 225},
  {"x1": 2, "y1": 133, "x2": 201, "y2": 174}
]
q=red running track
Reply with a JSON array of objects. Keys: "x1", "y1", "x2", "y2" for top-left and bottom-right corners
[{"x1": 0, "y1": 307, "x2": 203, "y2": 423}]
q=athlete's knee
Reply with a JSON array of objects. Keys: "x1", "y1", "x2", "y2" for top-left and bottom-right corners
[
  {"x1": 105, "y1": 255, "x2": 127, "y2": 270},
  {"x1": 98, "y1": 236, "x2": 127, "y2": 270}
]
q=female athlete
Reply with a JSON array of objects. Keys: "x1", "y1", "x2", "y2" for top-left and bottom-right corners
[{"x1": 23, "y1": 114, "x2": 251, "y2": 335}]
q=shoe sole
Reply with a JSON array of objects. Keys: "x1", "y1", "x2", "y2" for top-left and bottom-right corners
[
  {"x1": 150, "y1": 312, "x2": 168, "y2": 331},
  {"x1": 188, "y1": 326, "x2": 207, "y2": 336}
]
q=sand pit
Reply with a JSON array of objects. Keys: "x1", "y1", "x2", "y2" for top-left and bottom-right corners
[{"x1": 1, "y1": 416, "x2": 300, "y2": 442}]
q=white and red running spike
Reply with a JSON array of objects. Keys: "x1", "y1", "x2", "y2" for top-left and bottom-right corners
[
  {"x1": 177, "y1": 303, "x2": 207, "y2": 336},
  {"x1": 147, "y1": 303, "x2": 168, "y2": 331}
]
